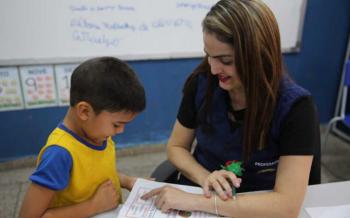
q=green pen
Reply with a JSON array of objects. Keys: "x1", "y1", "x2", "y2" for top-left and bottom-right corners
[{"x1": 221, "y1": 160, "x2": 243, "y2": 200}]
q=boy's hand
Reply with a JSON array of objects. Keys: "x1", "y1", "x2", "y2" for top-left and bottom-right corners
[
  {"x1": 128, "y1": 177, "x2": 155, "y2": 191},
  {"x1": 120, "y1": 174, "x2": 136, "y2": 191},
  {"x1": 120, "y1": 173, "x2": 155, "y2": 191},
  {"x1": 91, "y1": 180, "x2": 119, "y2": 214}
]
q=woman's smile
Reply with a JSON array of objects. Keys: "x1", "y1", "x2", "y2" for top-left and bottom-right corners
[{"x1": 217, "y1": 74, "x2": 231, "y2": 83}]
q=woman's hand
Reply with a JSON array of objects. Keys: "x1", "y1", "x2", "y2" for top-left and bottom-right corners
[
  {"x1": 202, "y1": 170, "x2": 241, "y2": 200},
  {"x1": 141, "y1": 185, "x2": 195, "y2": 213}
]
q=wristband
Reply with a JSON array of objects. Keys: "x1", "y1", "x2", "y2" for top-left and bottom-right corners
[{"x1": 214, "y1": 194, "x2": 219, "y2": 217}]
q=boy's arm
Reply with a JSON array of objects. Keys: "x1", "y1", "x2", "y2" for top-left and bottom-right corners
[
  {"x1": 19, "y1": 183, "x2": 55, "y2": 218},
  {"x1": 20, "y1": 180, "x2": 119, "y2": 218},
  {"x1": 119, "y1": 173, "x2": 137, "y2": 191}
]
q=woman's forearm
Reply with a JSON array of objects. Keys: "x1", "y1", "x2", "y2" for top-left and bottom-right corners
[
  {"x1": 167, "y1": 145, "x2": 210, "y2": 186},
  {"x1": 193, "y1": 190, "x2": 303, "y2": 218}
]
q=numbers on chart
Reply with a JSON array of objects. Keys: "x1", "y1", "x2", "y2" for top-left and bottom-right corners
[
  {"x1": 25, "y1": 77, "x2": 38, "y2": 91},
  {"x1": 62, "y1": 74, "x2": 70, "y2": 89}
]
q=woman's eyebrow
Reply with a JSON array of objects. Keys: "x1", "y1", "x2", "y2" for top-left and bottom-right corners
[{"x1": 204, "y1": 49, "x2": 233, "y2": 58}]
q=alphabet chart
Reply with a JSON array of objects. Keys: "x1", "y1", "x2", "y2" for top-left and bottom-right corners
[
  {"x1": 19, "y1": 65, "x2": 58, "y2": 109},
  {"x1": 0, "y1": 67, "x2": 24, "y2": 111}
]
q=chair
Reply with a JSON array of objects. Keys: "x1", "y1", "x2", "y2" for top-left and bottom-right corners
[
  {"x1": 151, "y1": 141, "x2": 197, "y2": 182},
  {"x1": 323, "y1": 59, "x2": 350, "y2": 149},
  {"x1": 150, "y1": 159, "x2": 179, "y2": 183}
]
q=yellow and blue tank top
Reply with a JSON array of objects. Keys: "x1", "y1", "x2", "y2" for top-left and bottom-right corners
[{"x1": 30, "y1": 123, "x2": 122, "y2": 208}]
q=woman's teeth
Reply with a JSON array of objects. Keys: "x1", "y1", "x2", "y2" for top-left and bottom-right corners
[{"x1": 218, "y1": 75, "x2": 230, "y2": 82}]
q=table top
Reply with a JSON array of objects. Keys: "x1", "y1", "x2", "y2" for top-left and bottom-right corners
[
  {"x1": 299, "y1": 180, "x2": 350, "y2": 218},
  {"x1": 94, "y1": 180, "x2": 350, "y2": 218}
]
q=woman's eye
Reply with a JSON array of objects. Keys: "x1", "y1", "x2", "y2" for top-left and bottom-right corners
[
  {"x1": 113, "y1": 124, "x2": 120, "y2": 128},
  {"x1": 221, "y1": 59, "x2": 233, "y2": 65}
]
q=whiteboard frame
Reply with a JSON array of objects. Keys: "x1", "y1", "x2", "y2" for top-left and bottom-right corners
[{"x1": 282, "y1": 0, "x2": 307, "y2": 53}]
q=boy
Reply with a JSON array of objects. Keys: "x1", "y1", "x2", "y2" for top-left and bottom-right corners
[{"x1": 19, "y1": 57, "x2": 146, "y2": 217}]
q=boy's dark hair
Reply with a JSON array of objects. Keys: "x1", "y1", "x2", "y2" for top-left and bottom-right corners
[{"x1": 70, "y1": 57, "x2": 146, "y2": 114}]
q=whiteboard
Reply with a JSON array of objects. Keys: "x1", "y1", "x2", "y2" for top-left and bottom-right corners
[{"x1": 0, "y1": 0, "x2": 306, "y2": 66}]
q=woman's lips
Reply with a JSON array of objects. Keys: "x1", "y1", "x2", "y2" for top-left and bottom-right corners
[{"x1": 218, "y1": 74, "x2": 231, "y2": 83}]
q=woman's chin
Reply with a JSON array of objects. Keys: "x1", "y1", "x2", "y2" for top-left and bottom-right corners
[{"x1": 219, "y1": 82, "x2": 232, "y2": 91}]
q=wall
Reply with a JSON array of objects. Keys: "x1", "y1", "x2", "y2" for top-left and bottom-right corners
[
  {"x1": 284, "y1": 0, "x2": 350, "y2": 122},
  {"x1": 0, "y1": 0, "x2": 350, "y2": 161}
]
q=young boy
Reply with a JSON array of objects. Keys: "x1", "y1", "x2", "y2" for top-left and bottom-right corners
[{"x1": 19, "y1": 57, "x2": 146, "y2": 217}]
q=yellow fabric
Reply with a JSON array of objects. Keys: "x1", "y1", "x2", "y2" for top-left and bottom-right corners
[{"x1": 37, "y1": 127, "x2": 122, "y2": 208}]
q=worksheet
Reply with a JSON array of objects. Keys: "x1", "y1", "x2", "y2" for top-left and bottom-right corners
[{"x1": 117, "y1": 178, "x2": 218, "y2": 218}]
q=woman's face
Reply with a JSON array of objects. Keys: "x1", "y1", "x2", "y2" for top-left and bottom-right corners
[{"x1": 203, "y1": 32, "x2": 243, "y2": 92}]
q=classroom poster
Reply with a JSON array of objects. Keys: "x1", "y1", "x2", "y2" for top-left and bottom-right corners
[
  {"x1": 0, "y1": 67, "x2": 24, "y2": 111},
  {"x1": 54, "y1": 64, "x2": 77, "y2": 106},
  {"x1": 19, "y1": 65, "x2": 58, "y2": 109}
]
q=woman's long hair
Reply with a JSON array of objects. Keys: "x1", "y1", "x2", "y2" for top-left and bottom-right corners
[{"x1": 184, "y1": 0, "x2": 284, "y2": 161}]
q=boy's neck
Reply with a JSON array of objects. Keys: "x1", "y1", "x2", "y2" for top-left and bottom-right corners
[
  {"x1": 63, "y1": 108, "x2": 104, "y2": 146},
  {"x1": 63, "y1": 108, "x2": 80, "y2": 134}
]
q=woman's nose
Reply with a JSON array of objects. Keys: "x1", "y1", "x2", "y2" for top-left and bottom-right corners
[{"x1": 209, "y1": 59, "x2": 222, "y2": 75}]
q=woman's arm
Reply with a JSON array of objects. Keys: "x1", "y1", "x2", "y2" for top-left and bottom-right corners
[
  {"x1": 167, "y1": 120, "x2": 211, "y2": 186},
  {"x1": 209, "y1": 155, "x2": 313, "y2": 218},
  {"x1": 20, "y1": 180, "x2": 120, "y2": 218},
  {"x1": 143, "y1": 155, "x2": 312, "y2": 218}
]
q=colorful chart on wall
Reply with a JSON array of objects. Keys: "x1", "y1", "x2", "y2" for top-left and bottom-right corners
[
  {"x1": 19, "y1": 65, "x2": 58, "y2": 109},
  {"x1": 0, "y1": 67, "x2": 24, "y2": 111},
  {"x1": 54, "y1": 64, "x2": 77, "y2": 106}
]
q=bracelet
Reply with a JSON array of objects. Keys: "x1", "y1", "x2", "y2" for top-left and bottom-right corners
[{"x1": 214, "y1": 194, "x2": 219, "y2": 217}]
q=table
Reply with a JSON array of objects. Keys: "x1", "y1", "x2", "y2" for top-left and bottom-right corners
[
  {"x1": 95, "y1": 180, "x2": 350, "y2": 218},
  {"x1": 299, "y1": 180, "x2": 350, "y2": 218}
]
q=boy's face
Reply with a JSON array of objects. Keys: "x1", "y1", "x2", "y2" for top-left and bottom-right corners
[{"x1": 83, "y1": 109, "x2": 137, "y2": 145}]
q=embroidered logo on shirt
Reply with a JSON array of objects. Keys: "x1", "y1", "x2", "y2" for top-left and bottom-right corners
[{"x1": 254, "y1": 160, "x2": 279, "y2": 167}]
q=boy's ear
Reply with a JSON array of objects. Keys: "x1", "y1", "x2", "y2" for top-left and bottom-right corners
[{"x1": 75, "y1": 101, "x2": 93, "y2": 121}]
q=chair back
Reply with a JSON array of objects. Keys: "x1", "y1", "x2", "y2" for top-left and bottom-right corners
[
  {"x1": 340, "y1": 60, "x2": 350, "y2": 117},
  {"x1": 344, "y1": 60, "x2": 350, "y2": 86}
]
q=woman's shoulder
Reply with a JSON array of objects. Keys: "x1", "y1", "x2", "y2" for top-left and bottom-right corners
[
  {"x1": 278, "y1": 77, "x2": 311, "y2": 98},
  {"x1": 271, "y1": 78, "x2": 316, "y2": 133},
  {"x1": 183, "y1": 72, "x2": 201, "y2": 95}
]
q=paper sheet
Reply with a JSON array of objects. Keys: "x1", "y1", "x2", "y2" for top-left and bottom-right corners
[
  {"x1": 93, "y1": 206, "x2": 120, "y2": 218},
  {"x1": 305, "y1": 204, "x2": 350, "y2": 218},
  {"x1": 117, "y1": 178, "x2": 218, "y2": 218}
]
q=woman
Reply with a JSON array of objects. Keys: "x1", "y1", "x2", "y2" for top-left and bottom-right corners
[{"x1": 142, "y1": 0, "x2": 320, "y2": 217}]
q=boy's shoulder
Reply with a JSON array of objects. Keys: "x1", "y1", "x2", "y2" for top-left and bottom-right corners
[
  {"x1": 46, "y1": 127, "x2": 76, "y2": 146},
  {"x1": 46, "y1": 128, "x2": 116, "y2": 152}
]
